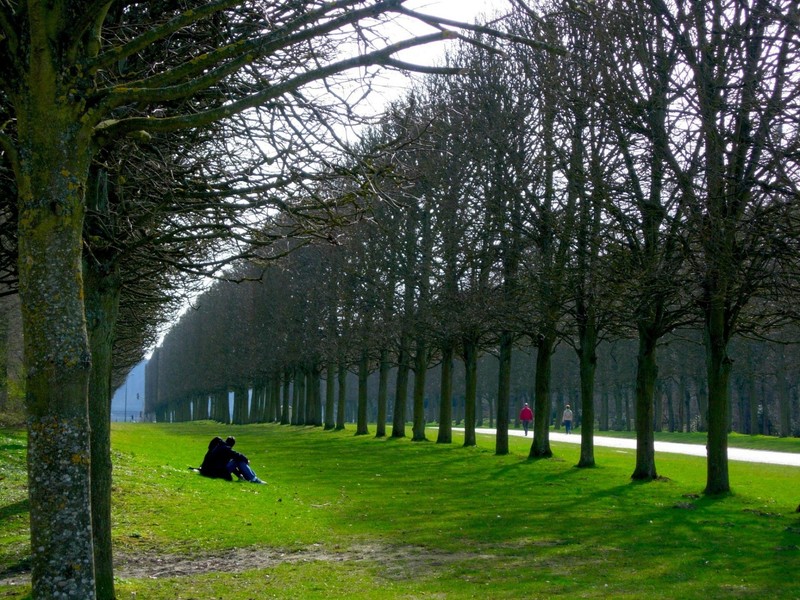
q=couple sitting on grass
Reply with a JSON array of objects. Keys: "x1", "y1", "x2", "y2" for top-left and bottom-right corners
[{"x1": 199, "y1": 435, "x2": 266, "y2": 484}]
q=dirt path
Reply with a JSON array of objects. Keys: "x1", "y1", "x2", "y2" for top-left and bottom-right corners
[{"x1": 0, "y1": 543, "x2": 490, "y2": 587}]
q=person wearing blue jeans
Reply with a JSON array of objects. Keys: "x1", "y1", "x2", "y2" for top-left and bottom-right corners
[
  {"x1": 562, "y1": 405, "x2": 574, "y2": 434},
  {"x1": 200, "y1": 436, "x2": 266, "y2": 484}
]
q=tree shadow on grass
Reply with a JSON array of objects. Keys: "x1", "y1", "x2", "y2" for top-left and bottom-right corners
[
  {"x1": 0, "y1": 442, "x2": 25, "y2": 453},
  {"x1": 0, "y1": 499, "x2": 29, "y2": 523},
  {"x1": 0, "y1": 555, "x2": 30, "y2": 581}
]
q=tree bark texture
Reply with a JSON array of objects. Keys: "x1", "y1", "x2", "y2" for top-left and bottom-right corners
[
  {"x1": 412, "y1": 338, "x2": 428, "y2": 442},
  {"x1": 577, "y1": 337, "x2": 597, "y2": 468},
  {"x1": 375, "y1": 349, "x2": 390, "y2": 438},
  {"x1": 84, "y1": 255, "x2": 121, "y2": 600},
  {"x1": 336, "y1": 363, "x2": 346, "y2": 430},
  {"x1": 232, "y1": 386, "x2": 247, "y2": 424},
  {"x1": 495, "y1": 331, "x2": 512, "y2": 455},
  {"x1": 17, "y1": 56, "x2": 97, "y2": 595},
  {"x1": 392, "y1": 340, "x2": 410, "y2": 438},
  {"x1": 19, "y1": 188, "x2": 95, "y2": 593},
  {"x1": 529, "y1": 335, "x2": 555, "y2": 458},
  {"x1": 704, "y1": 305, "x2": 731, "y2": 494},
  {"x1": 325, "y1": 363, "x2": 335, "y2": 430},
  {"x1": 462, "y1": 337, "x2": 478, "y2": 447},
  {"x1": 356, "y1": 350, "x2": 369, "y2": 435},
  {"x1": 437, "y1": 343, "x2": 453, "y2": 444},
  {"x1": 632, "y1": 330, "x2": 658, "y2": 480}
]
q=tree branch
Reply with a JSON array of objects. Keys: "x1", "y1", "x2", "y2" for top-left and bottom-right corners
[
  {"x1": 93, "y1": 31, "x2": 453, "y2": 142},
  {"x1": 88, "y1": 0, "x2": 244, "y2": 73},
  {"x1": 396, "y1": 4, "x2": 567, "y2": 55}
]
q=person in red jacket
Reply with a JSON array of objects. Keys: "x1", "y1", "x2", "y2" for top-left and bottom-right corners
[{"x1": 519, "y1": 403, "x2": 533, "y2": 436}]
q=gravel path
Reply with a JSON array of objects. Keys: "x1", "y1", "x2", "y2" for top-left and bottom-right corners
[{"x1": 460, "y1": 427, "x2": 800, "y2": 467}]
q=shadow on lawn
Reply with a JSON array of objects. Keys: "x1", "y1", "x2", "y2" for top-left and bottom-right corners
[
  {"x1": 0, "y1": 442, "x2": 25, "y2": 453},
  {"x1": 0, "y1": 499, "x2": 29, "y2": 524}
]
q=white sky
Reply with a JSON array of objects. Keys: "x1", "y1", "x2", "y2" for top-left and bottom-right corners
[{"x1": 368, "y1": 0, "x2": 512, "y2": 102}]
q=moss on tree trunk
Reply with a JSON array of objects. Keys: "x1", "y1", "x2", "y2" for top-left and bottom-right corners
[
  {"x1": 85, "y1": 258, "x2": 121, "y2": 600},
  {"x1": 18, "y1": 113, "x2": 96, "y2": 597}
]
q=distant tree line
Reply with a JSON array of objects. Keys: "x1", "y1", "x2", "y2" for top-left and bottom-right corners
[
  {"x1": 147, "y1": 267, "x2": 800, "y2": 439},
  {"x1": 149, "y1": 0, "x2": 800, "y2": 499}
]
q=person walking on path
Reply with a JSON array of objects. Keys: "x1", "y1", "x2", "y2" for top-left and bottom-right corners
[
  {"x1": 562, "y1": 405, "x2": 574, "y2": 434},
  {"x1": 519, "y1": 403, "x2": 533, "y2": 436}
]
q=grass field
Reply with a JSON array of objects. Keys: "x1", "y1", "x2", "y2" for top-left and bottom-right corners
[{"x1": 1, "y1": 422, "x2": 799, "y2": 599}]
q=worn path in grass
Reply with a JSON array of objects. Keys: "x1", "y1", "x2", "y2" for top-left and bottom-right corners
[{"x1": 454, "y1": 427, "x2": 800, "y2": 466}]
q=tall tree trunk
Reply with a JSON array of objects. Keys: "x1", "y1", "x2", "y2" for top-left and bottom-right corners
[
  {"x1": 667, "y1": 380, "x2": 676, "y2": 432},
  {"x1": 262, "y1": 380, "x2": 271, "y2": 423},
  {"x1": 704, "y1": 304, "x2": 731, "y2": 494},
  {"x1": 495, "y1": 331, "x2": 512, "y2": 455},
  {"x1": 212, "y1": 388, "x2": 231, "y2": 424},
  {"x1": 325, "y1": 362, "x2": 335, "y2": 430},
  {"x1": 356, "y1": 349, "x2": 369, "y2": 435},
  {"x1": 777, "y1": 352, "x2": 792, "y2": 438},
  {"x1": 305, "y1": 370, "x2": 313, "y2": 424},
  {"x1": 336, "y1": 363, "x2": 346, "y2": 430},
  {"x1": 0, "y1": 298, "x2": 9, "y2": 414},
  {"x1": 249, "y1": 382, "x2": 262, "y2": 423},
  {"x1": 748, "y1": 376, "x2": 758, "y2": 436},
  {"x1": 654, "y1": 381, "x2": 663, "y2": 433},
  {"x1": 412, "y1": 338, "x2": 428, "y2": 442},
  {"x1": 232, "y1": 386, "x2": 247, "y2": 424},
  {"x1": 310, "y1": 365, "x2": 322, "y2": 426},
  {"x1": 291, "y1": 370, "x2": 300, "y2": 425},
  {"x1": 576, "y1": 319, "x2": 597, "y2": 468},
  {"x1": 684, "y1": 380, "x2": 692, "y2": 432},
  {"x1": 375, "y1": 349, "x2": 390, "y2": 438},
  {"x1": 614, "y1": 385, "x2": 624, "y2": 431},
  {"x1": 392, "y1": 339, "x2": 410, "y2": 438},
  {"x1": 270, "y1": 377, "x2": 280, "y2": 422},
  {"x1": 281, "y1": 369, "x2": 291, "y2": 425},
  {"x1": 85, "y1": 258, "x2": 121, "y2": 600},
  {"x1": 463, "y1": 337, "x2": 478, "y2": 447},
  {"x1": 697, "y1": 378, "x2": 709, "y2": 432},
  {"x1": 296, "y1": 368, "x2": 307, "y2": 425},
  {"x1": 600, "y1": 390, "x2": 609, "y2": 431},
  {"x1": 194, "y1": 393, "x2": 207, "y2": 421},
  {"x1": 529, "y1": 334, "x2": 555, "y2": 458},
  {"x1": 18, "y1": 108, "x2": 97, "y2": 598},
  {"x1": 437, "y1": 343, "x2": 453, "y2": 444},
  {"x1": 632, "y1": 328, "x2": 658, "y2": 480}
]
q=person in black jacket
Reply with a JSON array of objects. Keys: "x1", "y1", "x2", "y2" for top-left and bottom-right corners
[{"x1": 199, "y1": 436, "x2": 265, "y2": 484}]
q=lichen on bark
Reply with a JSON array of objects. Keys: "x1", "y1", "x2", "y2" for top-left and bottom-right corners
[{"x1": 28, "y1": 414, "x2": 96, "y2": 599}]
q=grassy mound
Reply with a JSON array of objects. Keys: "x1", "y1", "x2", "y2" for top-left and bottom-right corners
[{"x1": 1, "y1": 423, "x2": 799, "y2": 598}]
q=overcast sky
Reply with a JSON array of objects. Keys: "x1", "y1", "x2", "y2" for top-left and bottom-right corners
[
  {"x1": 394, "y1": 0, "x2": 509, "y2": 64},
  {"x1": 360, "y1": 0, "x2": 510, "y2": 105}
]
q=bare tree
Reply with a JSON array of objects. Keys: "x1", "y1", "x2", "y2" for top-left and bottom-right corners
[
  {"x1": 645, "y1": 0, "x2": 800, "y2": 494},
  {"x1": 0, "y1": 1, "x2": 496, "y2": 594}
]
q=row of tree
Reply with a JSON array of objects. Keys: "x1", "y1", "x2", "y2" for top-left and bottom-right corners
[
  {"x1": 148, "y1": 323, "x2": 800, "y2": 438},
  {"x1": 1, "y1": 0, "x2": 492, "y2": 597},
  {"x1": 150, "y1": 0, "x2": 800, "y2": 504}
]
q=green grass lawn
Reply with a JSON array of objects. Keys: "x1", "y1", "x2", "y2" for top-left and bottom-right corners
[{"x1": 1, "y1": 422, "x2": 799, "y2": 599}]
